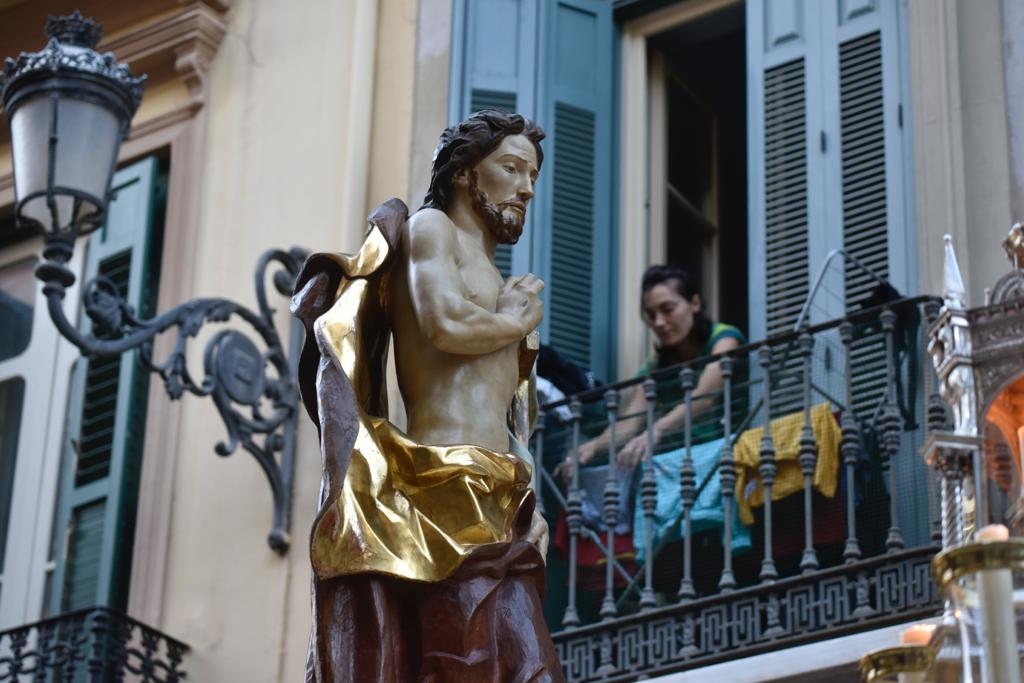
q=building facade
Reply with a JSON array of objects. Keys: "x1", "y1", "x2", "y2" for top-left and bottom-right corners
[{"x1": 0, "y1": 0, "x2": 1022, "y2": 680}]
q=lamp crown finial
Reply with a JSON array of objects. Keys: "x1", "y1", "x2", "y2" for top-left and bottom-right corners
[{"x1": 45, "y1": 11, "x2": 102, "y2": 49}]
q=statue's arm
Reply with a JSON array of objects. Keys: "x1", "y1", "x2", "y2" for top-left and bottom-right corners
[{"x1": 407, "y1": 210, "x2": 542, "y2": 355}]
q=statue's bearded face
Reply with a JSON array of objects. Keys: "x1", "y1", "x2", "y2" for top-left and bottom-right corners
[{"x1": 467, "y1": 134, "x2": 539, "y2": 245}]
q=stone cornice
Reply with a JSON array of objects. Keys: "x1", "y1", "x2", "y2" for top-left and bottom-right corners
[
  {"x1": 102, "y1": 1, "x2": 227, "y2": 101},
  {"x1": 0, "y1": 1, "x2": 227, "y2": 195},
  {"x1": 0, "y1": 1, "x2": 226, "y2": 149},
  {"x1": 180, "y1": 0, "x2": 231, "y2": 11}
]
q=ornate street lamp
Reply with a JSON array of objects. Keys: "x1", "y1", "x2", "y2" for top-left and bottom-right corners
[
  {"x1": 1, "y1": 12, "x2": 306, "y2": 554},
  {"x1": 2, "y1": 12, "x2": 142, "y2": 243}
]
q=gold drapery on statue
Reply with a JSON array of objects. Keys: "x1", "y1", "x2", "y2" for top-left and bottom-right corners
[{"x1": 292, "y1": 198, "x2": 536, "y2": 584}]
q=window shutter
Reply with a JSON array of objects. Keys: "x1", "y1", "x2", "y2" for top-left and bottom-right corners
[
  {"x1": 762, "y1": 56, "x2": 809, "y2": 338},
  {"x1": 748, "y1": 1, "x2": 912, "y2": 414},
  {"x1": 839, "y1": 31, "x2": 888, "y2": 307},
  {"x1": 822, "y1": 1, "x2": 911, "y2": 421},
  {"x1": 840, "y1": 29, "x2": 889, "y2": 421},
  {"x1": 49, "y1": 157, "x2": 162, "y2": 614},
  {"x1": 450, "y1": 0, "x2": 538, "y2": 280},
  {"x1": 749, "y1": 1, "x2": 911, "y2": 326},
  {"x1": 747, "y1": 0, "x2": 823, "y2": 344},
  {"x1": 747, "y1": 0, "x2": 825, "y2": 414},
  {"x1": 0, "y1": 378, "x2": 25, "y2": 581},
  {"x1": 450, "y1": 0, "x2": 614, "y2": 380},
  {"x1": 535, "y1": 0, "x2": 614, "y2": 379},
  {"x1": 470, "y1": 89, "x2": 518, "y2": 278}
]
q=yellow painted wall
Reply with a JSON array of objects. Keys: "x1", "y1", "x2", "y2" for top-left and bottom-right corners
[
  {"x1": 909, "y1": 0, "x2": 1016, "y2": 304},
  {"x1": 0, "y1": 0, "x2": 419, "y2": 677},
  {"x1": 153, "y1": 1, "x2": 416, "y2": 680}
]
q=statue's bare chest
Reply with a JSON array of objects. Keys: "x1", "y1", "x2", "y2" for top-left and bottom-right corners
[{"x1": 454, "y1": 243, "x2": 503, "y2": 310}]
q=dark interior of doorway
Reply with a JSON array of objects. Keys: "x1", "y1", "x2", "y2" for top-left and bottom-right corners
[{"x1": 649, "y1": 3, "x2": 747, "y2": 334}]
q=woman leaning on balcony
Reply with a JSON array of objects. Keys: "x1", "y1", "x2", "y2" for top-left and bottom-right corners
[{"x1": 564, "y1": 264, "x2": 745, "y2": 474}]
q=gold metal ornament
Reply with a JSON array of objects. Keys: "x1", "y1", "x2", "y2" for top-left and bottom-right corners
[
  {"x1": 931, "y1": 539, "x2": 1024, "y2": 591},
  {"x1": 858, "y1": 645, "x2": 934, "y2": 682}
]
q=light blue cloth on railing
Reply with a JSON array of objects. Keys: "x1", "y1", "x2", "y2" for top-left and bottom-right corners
[{"x1": 632, "y1": 437, "x2": 751, "y2": 563}]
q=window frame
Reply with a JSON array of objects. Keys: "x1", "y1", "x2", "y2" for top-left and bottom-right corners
[
  {"x1": 616, "y1": 0, "x2": 742, "y2": 379},
  {"x1": 0, "y1": 234, "x2": 84, "y2": 629}
]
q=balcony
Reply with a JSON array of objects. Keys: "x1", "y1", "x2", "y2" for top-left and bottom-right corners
[
  {"x1": 0, "y1": 607, "x2": 188, "y2": 682},
  {"x1": 535, "y1": 296, "x2": 945, "y2": 681}
]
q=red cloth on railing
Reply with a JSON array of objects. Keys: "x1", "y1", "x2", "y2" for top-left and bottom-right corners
[
  {"x1": 752, "y1": 490, "x2": 846, "y2": 559},
  {"x1": 553, "y1": 512, "x2": 637, "y2": 590}
]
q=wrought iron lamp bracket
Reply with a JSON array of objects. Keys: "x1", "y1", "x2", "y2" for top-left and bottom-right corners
[{"x1": 36, "y1": 238, "x2": 310, "y2": 555}]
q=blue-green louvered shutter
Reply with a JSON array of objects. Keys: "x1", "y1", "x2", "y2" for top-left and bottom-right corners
[
  {"x1": 820, "y1": 1, "x2": 913, "y2": 421},
  {"x1": 49, "y1": 157, "x2": 161, "y2": 614},
  {"x1": 449, "y1": 0, "x2": 538, "y2": 278},
  {"x1": 534, "y1": 0, "x2": 614, "y2": 381},
  {"x1": 747, "y1": 0, "x2": 827, "y2": 415},
  {"x1": 472, "y1": 89, "x2": 518, "y2": 278},
  {"x1": 747, "y1": 0, "x2": 825, "y2": 343},
  {"x1": 749, "y1": 1, "x2": 911, "y2": 335},
  {"x1": 822, "y1": 2, "x2": 923, "y2": 545}
]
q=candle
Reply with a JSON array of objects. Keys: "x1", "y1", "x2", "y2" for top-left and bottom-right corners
[
  {"x1": 1017, "y1": 426, "x2": 1024, "y2": 469},
  {"x1": 900, "y1": 624, "x2": 935, "y2": 645},
  {"x1": 978, "y1": 524, "x2": 1010, "y2": 542},
  {"x1": 897, "y1": 626, "x2": 935, "y2": 683},
  {"x1": 976, "y1": 524, "x2": 1020, "y2": 683}
]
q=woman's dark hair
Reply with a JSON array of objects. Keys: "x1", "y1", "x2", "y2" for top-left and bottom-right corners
[
  {"x1": 641, "y1": 264, "x2": 712, "y2": 367},
  {"x1": 422, "y1": 109, "x2": 545, "y2": 211}
]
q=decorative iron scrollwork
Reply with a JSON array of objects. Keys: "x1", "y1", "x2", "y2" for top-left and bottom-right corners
[
  {"x1": 36, "y1": 240, "x2": 309, "y2": 554},
  {"x1": 0, "y1": 607, "x2": 188, "y2": 682},
  {"x1": 552, "y1": 548, "x2": 941, "y2": 682}
]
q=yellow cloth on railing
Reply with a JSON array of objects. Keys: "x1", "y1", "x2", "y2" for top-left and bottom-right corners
[{"x1": 733, "y1": 403, "x2": 841, "y2": 525}]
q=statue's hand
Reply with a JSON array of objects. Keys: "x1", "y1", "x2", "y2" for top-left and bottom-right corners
[
  {"x1": 497, "y1": 273, "x2": 544, "y2": 333},
  {"x1": 526, "y1": 508, "x2": 550, "y2": 562}
]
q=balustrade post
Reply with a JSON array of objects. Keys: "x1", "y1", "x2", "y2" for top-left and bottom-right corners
[
  {"x1": 798, "y1": 328, "x2": 819, "y2": 573},
  {"x1": 37, "y1": 622, "x2": 56, "y2": 676},
  {"x1": 640, "y1": 378, "x2": 659, "y2": 611},
  {"x1": 839, "y1": 321, "x2": 862, "y2": 563},
  {"x1": 760, "y1": 347, "x2": 786, "y2": 638},
  {"x1": 88, "y1": 608, "x2": 109, "y2": 682},
  {"x1": 677, "y1": 368, "x2": 697, "y2": 603},
  {"x1": 595, "y1": 390, "x2": 619, "y2": 677},
  {"x1": 758, "y1": 346, "x2": 779, "y2": 583},
  {"x1": 718, "y1": 356, "x2": 737, "y2": 592},
  {"x1": 600, "y1": 389, "x2": 620, "y2": 622},
  {"x1": 881, "y1": 307, "x2": 905, "y2": 551},
  {"x1": 562, "y1": 397, "x2": 583, "y2": 628}
]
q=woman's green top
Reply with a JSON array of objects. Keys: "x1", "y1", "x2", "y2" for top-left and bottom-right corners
[{"x1": 635, "y1": 323, "x2": 746, "y2": 450}]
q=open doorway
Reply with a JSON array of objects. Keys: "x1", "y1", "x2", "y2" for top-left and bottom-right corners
[{"x1": 647, "y1": 3, "x2": 747, "y2": 331}]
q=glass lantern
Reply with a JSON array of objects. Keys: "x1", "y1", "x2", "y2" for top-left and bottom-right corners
[{"x1": 0, "y1": 11, "x2": 143, "y2": 241}]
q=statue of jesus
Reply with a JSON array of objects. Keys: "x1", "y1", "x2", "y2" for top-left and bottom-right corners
[{"x1": 292, "y1": 110, "x2": 563, "y2": 682}]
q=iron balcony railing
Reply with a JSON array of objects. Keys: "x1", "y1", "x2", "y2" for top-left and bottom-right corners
[
  {"x1": 0, "y1": 607, "x2": 188, "y2": 682},
  {"x1": 534, "y1": 296, "x2": 946, "y2": 681}
]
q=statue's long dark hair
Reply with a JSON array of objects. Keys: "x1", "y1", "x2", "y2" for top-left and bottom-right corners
[
  {"x1": 422, "y1": 109, "x2": 545, "y2": 211},
  {"x1": 641, "y1": 264, "x2": 713, "y2": 368}
]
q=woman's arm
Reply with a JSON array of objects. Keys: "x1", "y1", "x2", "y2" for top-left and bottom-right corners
[
  {"x1": 554, "y1": 382, "x2": 647, "y2": 480},
  {"x1": 580, "y1": 385, "x2": 647, "y2": 458},
  {"x1": 616, "y1": 336, "x2": 741, "y2": 468}
]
